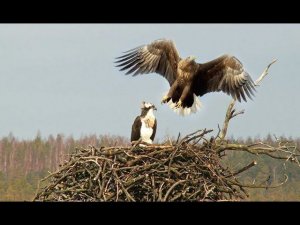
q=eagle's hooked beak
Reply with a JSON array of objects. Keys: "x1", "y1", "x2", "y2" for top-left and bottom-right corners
[{"x1": 153, "y1": 105, "x2": 157, "y2": 111}]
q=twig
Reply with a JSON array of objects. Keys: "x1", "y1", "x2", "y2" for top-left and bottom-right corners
[
  {"x1": 255, "y1": 59, "x2": 277, "y2": 86},
  {"x1": 226, "y1": 161, "x2": 257, "y2": 178},
  {"x1": 163, "y1": 180, "x2": 186, "y2": 201}
]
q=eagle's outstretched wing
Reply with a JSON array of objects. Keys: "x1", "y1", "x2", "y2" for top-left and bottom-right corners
[
  {"x1": 115, "y1": 39, "x2": 180, "y2": 86},
  {"x1": 193, "y1": 55, "x2": 256, "y2": 102}
]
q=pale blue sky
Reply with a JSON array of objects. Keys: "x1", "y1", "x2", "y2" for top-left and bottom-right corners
[{"x1": 0, "y1": 24, "x2": 299, "y2": 140}]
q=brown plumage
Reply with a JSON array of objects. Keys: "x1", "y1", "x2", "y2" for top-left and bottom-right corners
[{"x1": 115, "y1": 39, "x2": 256, "y2": 115}]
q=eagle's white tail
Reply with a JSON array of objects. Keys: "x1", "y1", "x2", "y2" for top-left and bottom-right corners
[{"x1": 167, "y1": 94, "x2": 202, "y2": 116}]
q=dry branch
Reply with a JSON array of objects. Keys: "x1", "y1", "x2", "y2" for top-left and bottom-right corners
[{"x1": 218, "y1": 59, "x2": 277, "y2": 141}]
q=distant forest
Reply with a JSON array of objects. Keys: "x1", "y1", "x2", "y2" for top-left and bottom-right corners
[{"x1": 0, "y1": 132, "x2": 299, "y2": 201}]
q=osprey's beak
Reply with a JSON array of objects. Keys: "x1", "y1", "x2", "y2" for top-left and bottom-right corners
[{"x1": 153, "y1": 106, "x2": 157, "y2": 111}]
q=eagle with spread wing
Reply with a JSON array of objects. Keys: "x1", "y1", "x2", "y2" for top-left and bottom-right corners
[{"x1": 115, "y1": 39, "x2": 256, "y2": 116}]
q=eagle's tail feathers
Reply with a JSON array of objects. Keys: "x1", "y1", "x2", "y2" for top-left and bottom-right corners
[{"x1": 167, "y1": 94, "x2": 202, "y2": 116}]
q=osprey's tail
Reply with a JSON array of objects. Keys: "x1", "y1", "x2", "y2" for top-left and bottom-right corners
[{"x1": 167, "y1": 94, "x2": 202, "y2": 116}]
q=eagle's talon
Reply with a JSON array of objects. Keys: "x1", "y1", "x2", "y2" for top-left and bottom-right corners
[
  {"x1": 175, "y1": 100, "x2": 182, "y2": 108},
  {"x1": 161, "y1": 96, "x2": 171, "y2": 104}
]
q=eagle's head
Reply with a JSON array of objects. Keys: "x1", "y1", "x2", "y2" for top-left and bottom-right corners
[
  {"x1": 178, "y1": 56, "x2": 198, "y2": 72},
  {"x1": 140, "y1": 101, "x2": 157, "y2": 117},
  {"x1": 186, "y1": 56, "x2": 196, "y2": 62},
  {"x1": 186, "y1": 56, "x2": 197, "y2": 66}
]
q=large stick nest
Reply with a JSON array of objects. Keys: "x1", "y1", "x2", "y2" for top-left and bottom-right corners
[{"x1": 34, "y1": 129, "x2": 250, "y2": 201}]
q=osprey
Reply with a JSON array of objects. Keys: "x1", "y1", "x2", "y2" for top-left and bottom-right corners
[
  {"x1": 131, "y1": 102, "x2": 157, "y2": 145},
  {"x1": 115, "y1": 39, "x2": 256, "y2": 116}
]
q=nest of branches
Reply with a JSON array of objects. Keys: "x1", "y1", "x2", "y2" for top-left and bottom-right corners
[
  {"x1": 34, "y1": 123, "x2": 296, "y2": 202},
  {"x1": 34, "y1": 129, "x2": 252, "y2": 201}
]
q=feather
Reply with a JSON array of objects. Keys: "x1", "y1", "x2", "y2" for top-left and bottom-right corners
[
  {"x1": 115, "y1": 39, "x2": 180, "y2": 86},
  {"x1": 194, "y1": 55, "x2": 256, "y2": 102}
]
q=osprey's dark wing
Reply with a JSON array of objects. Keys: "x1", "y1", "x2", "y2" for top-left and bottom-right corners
[
  {"x1": 193, "y1": 55, "x2": 256, "y2": 102},
  {"x1": 115, "y1": 39, "x2": 180, "y2": 86},
  {"x1": 150, "y1": 119, "x2": 157, "y2": 142},
  {"x1": 131, "y1": 116, "x2": 142, "y2": 142}
]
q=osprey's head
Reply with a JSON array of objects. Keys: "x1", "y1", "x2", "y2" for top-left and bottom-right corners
[{"x1": 140, "y1": 101, "x2": 157, "y2": 116}]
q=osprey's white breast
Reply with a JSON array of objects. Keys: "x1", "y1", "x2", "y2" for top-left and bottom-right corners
[{"x1": 140, "y1": 108, "x2": 155, "y2": 144}]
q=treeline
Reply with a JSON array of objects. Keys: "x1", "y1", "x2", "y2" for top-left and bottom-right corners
[
  {"x1": 0, "y1": 133, "x2": 299, "y2": 201},
  {"x1": 0, "y1": 133, "x2": 129, "y2": 201}
]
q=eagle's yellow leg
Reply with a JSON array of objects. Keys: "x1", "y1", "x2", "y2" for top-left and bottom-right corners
[
  {"x1": 161, "y1": 95, "x2": 171, "y2": 104},
  {"x1": 175, "y1": 100, "x2": 182, "y2": 108}
]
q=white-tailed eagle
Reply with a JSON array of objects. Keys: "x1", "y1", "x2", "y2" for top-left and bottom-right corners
[{"x1": 115, "y1": 39, "x2": 256, "y2": 116}]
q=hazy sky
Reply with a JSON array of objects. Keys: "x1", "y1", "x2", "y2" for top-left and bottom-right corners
[{"x1": 0, "y1": 24, "x2": 299, "y2": 140}]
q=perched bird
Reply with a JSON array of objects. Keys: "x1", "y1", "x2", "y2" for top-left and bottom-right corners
[
  {"x1": 115, "y1": 39, "x2": 256, "y2": 116},
  {"x1": 131, "y1": 102, "x2": 157, "y2": 145}
]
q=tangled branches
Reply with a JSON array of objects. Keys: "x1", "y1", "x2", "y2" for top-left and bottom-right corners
[
  {"x1": 32, "y1": 130, "x2": 254, "y2": 201},
  {"x1": 33, "y1": 128, "x2": 296, "y2": 202}
]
